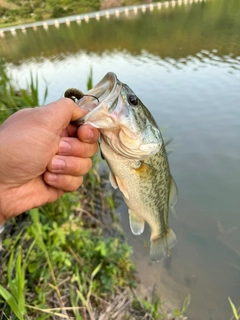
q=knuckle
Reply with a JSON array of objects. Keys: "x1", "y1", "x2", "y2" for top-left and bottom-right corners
[
  {"x1": 86, "y1": 158, "x2": 92, "y2": 172},
  {"x1": 56, "y1": 174, "x2": 83, "y2": 192},
  {"x1": 93, "y1": 142, "x2": 99, "y2": 154},
  {"x1": 67, "y1": 176, "x2": 83, "y2": 192},
  {"x1": 76, "y1": 158, "x2": 92, "y2": 175}
]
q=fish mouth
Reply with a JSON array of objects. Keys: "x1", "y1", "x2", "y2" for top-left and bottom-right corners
[
  {"x1": 84, "y1": 72, "x2": 121, "y2": 105},
  {"x1": 72, "y1": 72, "x2": 123, "y2": 127}
]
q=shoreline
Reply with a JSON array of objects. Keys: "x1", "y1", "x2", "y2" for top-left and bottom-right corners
[{"x1": 0, "y1": 1, "x2": 173, "y2": 33}]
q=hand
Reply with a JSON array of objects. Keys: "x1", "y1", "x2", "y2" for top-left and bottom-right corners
[{"x1": 0, "y1": 98, "x2": 99, "y2": 223}]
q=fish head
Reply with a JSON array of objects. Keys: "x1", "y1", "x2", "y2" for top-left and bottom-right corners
[{"x1": 74, "y1": 72, "x2": 162, "y2": 160}]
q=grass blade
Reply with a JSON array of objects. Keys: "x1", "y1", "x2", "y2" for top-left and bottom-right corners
[
  {"x1": 228, "y1": 297, "x2": 239, "y2": 320},
  {"x1": 0, "y1": 285, "x2": 23, "y2": 320},
  {"x1": 16, "y1": 248, "x2": 25, "y2": 313},
  {"x1": 7, "y1": 251, "x2": 18, "y2": 300},
  {"x1": 91, "y1": 262, "x2": 102, "y2": 280}
]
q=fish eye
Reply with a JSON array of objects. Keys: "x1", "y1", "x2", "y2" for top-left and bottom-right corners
[{"x1": 128, "y1": 94, "x2": 139, "y2": 106}]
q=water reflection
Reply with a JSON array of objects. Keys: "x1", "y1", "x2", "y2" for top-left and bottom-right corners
[
  {"x1": 0, "y1": 0, "x2": 240, "y2": 62},
  {"x1": 0, "y1": 0, "x2": 240, "y2": 319},
  {"x1": 1, "y1": 0, "x2": 206, "y2": 36}
]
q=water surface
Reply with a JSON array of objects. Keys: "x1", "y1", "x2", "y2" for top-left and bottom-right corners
[{"x1": 0, "y1": 0, "x2": 239, "y2": 319}]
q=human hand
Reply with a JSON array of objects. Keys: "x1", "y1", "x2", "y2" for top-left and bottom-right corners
[{"x1": 0, "y1": 98, "x2": 99, "y2": 223}]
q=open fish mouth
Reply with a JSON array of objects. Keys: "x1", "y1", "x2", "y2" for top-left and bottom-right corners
[
  {"x1": 86, "y1": 72, "x2": 121, "y2": 104},
  {"x1": 70, "y1": 72, "x2": 123, "y2": 127}
]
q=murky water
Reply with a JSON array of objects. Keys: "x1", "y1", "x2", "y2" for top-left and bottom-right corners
[{"x1": 0, "y1": 0, "x2": 239, "y2": 319}]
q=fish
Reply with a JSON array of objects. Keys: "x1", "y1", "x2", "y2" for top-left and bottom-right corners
[{"x1": 67, "y1": 72, "x2": 178, "y2": 261}]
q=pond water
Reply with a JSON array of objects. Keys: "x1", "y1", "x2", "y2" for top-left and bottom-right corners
[{"x1": 0, "y1": 0, "x2": 240, "y2": 319}]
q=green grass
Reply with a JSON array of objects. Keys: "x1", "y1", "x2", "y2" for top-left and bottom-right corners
[
  {"x1": 0, "y1": 200, "x2": 137, "y2": 319},
  {"x1": 0, "y1": 59, "x2": 48, "y2": 124}
]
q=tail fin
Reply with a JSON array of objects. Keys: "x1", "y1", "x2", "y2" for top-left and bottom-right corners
[{"x1": 150, "y1": 228, "x2": 177, "y2": 262}]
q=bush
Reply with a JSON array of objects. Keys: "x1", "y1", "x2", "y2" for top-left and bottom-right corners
[{"x1": 51, "y1": 5, "x2": 66, "y2": 18}]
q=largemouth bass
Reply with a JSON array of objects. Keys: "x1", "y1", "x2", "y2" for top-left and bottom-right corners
[{"x1": 67, "y1": 72, "x2": 178, "y2": 261}]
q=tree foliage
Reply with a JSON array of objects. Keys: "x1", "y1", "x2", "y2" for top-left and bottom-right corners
[{"x1": 0, "y1": 0, "x2": 101, "y2": 24}]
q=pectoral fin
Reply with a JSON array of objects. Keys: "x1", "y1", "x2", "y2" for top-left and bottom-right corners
[
  {"x1": 129, "y1": 209, "x2": 145, "y2": 235},
  {"x1": 115, "y1": 176, "x2": 129, "y2": 199},
  {"x1": 109, "y1": 170, "x2": 118, "y2": 189}
]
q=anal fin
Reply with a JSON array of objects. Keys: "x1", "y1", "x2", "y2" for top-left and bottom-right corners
[{"x1": 129, "y1": 209, "x2": 145, "y2": 235}]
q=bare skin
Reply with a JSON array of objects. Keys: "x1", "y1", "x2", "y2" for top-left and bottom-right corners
[{"x1": 0, "y1": 98, "x2": 99, "y2": 224}]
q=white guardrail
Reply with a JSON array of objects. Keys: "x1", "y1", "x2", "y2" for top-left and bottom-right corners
[{"x1": 0, "y1": 0, "x2": 209, "y2": 37}]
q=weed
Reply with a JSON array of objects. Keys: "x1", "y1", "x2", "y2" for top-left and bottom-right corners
[{"x1": 0, "y1": 60, "x2": 47, "y2": 124}]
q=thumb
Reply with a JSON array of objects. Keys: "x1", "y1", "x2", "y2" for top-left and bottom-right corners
[{"x1": 43, "y1": 98, "x2": 88, "y2": 131}]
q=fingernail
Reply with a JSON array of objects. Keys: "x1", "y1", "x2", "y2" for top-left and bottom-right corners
[
  {"x1": 52, "y1": 158, "x2": 65, "y2": 170},
  {"x1": 84, "y1": 128, "x2": 94, "y2": 141},
  {"x1": 47, "y1": 173, "x2": 58, "y2": 182},
  {"x1": 59, "y1": 140, "x2": 71, "y2": 153}
]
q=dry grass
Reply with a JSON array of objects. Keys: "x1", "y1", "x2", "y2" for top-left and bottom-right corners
[{"x1": 0, "y1": 0, "x2": 18, "y2": 9}]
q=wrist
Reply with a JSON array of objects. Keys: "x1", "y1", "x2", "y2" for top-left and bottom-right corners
[
  {"x1": 0, "y1": 185, "x2": 10, "y2": 224},
  {"x1": 0, "y1": 184, "x2": 22, "y2": 224}
]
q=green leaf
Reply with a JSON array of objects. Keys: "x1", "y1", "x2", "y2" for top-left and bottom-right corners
[
  {"x1": 87, "y1": 67, "x2": 93, "y2": 90},
  {"x1": 29, "y1": 208, "x2": 40, "y2": 224},
  {"x1": 0, "y1": 285, "x2": 24, "y2": 320},
  {"x1": 16, "y1": 248, "x2": 25, "y2": 312},
  {"x1": 7, "y1": 251, "x2": 18, "y2": 300},
  {"x1": 181, "y1": 293, "x2": 191, "y2": 314},
  {"x1": 70, "y1": 289, "x2": 83, "y2": 320},
  {"x1": 76, "y1": 289, "x2": 87, "y2": 306},
  {"x1": 43, "y1": 86, "x2": 48, "y2": 104},
  {"x1": 29, "y1": 208, "x2": 46, "y2": 252},
  {"x1": 95, "y1": 241, "x2": 107, "y2": 257},
  {"x1": 91, "y1": 262, "x2": 102, "y2": 280}
]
